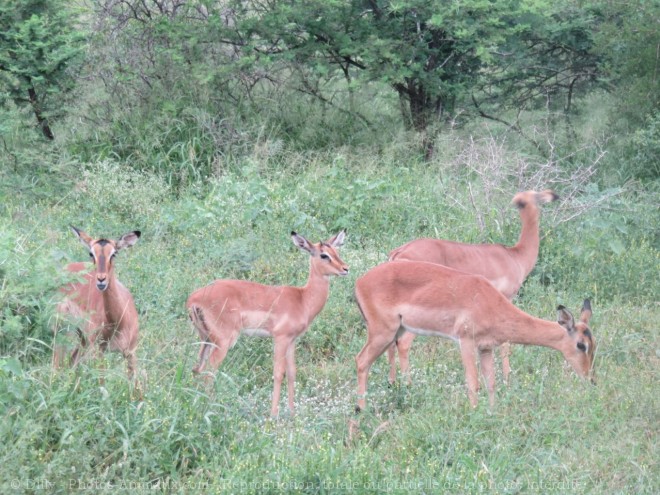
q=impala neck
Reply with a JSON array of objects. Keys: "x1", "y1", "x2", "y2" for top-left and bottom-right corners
[
  {"x1": 301, "y1": 259, "x2": 332, "y2": 319},
  {"x1": 100, "y1": 273, "x2": 127, "y2": 325},
  {"x1": 512, "y1": 203, "x2": 542, "y2": 276},
  {"x1": 498, "y1": 310, "x2": 567, "y2": 352}
]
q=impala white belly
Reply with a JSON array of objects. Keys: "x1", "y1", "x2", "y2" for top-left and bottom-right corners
[
  {"x1": 241, "y1": 328, "x2": 271, "y2": 338},
  {"x1": 401, "y1": 323, "x2": 459, "y2": 342}
]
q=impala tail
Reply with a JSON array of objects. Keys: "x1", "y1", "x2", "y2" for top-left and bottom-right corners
[{"x1": 189, "y1": 304, "x2": 213, "y2": 374}]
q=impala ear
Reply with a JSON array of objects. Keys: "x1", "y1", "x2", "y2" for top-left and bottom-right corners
[
  {"x1": 537, "y1": 189, "x2": 559, "y2": 204},
  {"x1": 580, "y1": 299, "x2": 593, "y2": 324},
  {"x1": 291, "y1": 231, "x2": 316, "y2": 255},
  {"x1": 71, "y1": 225, "x2": 93, "y2": 249},
  {"x1": 512, "y1": 192, "x2": 527, "y2": 209},
  {"x1": 557, "y1": 305, "x2": 576, "y2": 332},
  {"x1": 326, "y1": 230, "x2": 346, "y2": 249},
  {"x1": 116, "y1": 231, "x2": 141, "y2": 251}
]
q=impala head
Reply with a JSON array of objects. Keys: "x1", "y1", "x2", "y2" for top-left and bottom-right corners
[
  {"x1": 71, "y1": 226, "x2": 141, "y2": 291},
  {"x1": 512, "y1": 189, "x2": 559, "y2": 210},
  {"x1": 291, "y1": 230, "x2": 349, "y2": 277},
  {"x1": 557, "y1": 299, "x2": 596, "y2": 383}
]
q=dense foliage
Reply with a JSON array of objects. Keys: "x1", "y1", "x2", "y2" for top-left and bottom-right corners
[
  {"x1": 0, "y1": 0, "x2": 84, "y2": 140},
  {"x1": 0, "y1": 0, "x2": 658, "y2": 493}
]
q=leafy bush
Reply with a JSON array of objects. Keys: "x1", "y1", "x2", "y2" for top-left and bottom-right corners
[
  {"x1": 628, "y1": 112, "x2": 660, "y2": 181},
  {"x1": 0, "y1": 222, "x2": 62, "y2": 359},
  {"x1": 533, "y1": 184, "x2": 659, "y2": 303},
  {"x1": 74, "y1": 160, "x2": 169, "y2": 224}
]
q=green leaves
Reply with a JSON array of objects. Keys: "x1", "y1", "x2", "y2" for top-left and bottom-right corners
[
  {"x1": 0, "y1": 0, "x2": 85, "y2": 139},
  {"x1": 0, "y1": 357, "x2": 29, "y2": 405},
  {"x1": 0, "y1": 219, "x2": 62, "y2": 358}
]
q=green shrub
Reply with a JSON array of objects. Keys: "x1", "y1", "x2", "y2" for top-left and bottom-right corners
[
  {"x1": 72, "y1": 160, "x2": 169, "y2": 225},
  {"x1": 0, "y1": 222, "x2": 62, "y2": 359},
  {"x1": 629, "y1": 111, "x2": 660, "y2": 181}
]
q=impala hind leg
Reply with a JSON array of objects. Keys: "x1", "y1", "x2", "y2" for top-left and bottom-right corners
[
  {"x1": 356, "y1": 325, "x2": 399, "y2": 412},
  {"x1": 193, "y1": 340, "x2": 213, "y2": 374},
  {"x1": 396, "y1": 332, "x2": 414, "y2": 385},
  {"x1": 459, "y1": 338, "x2": 480, "y2": 407},
  {"x1": 124, "y1": 351, "x2": 137, "y2": 379},
  {"x1": 192, "y1": 343, "x2": 229, "y2": 388},
  {"x1": 387, "y1": 342, "x2": 397, "y2": 385},
  {"x1": 479, "y1": 348, "x2": 496, "y2": 407},
  {"x1": 499, "y1": 343, "x2": 511, "y2": 384},
  {"x1": 206, "y1": 343, "x2": 231, "y2": 373},
  {"x1": 387, "y1": 332, "x2": 414, "y2": 385},
  {"x1": 70, "y1": 328, "x2": 89, "y2": 367},
  {"x1": 285, "y1": 343, "x2": 297, "y2": 415},
  {"x1": 189, "y1": 305, "x2": 216, "y2": 374}
]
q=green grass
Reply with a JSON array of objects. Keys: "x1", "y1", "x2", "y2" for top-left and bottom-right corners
[{"x1": 0, "y1": 139, "x2": 658, "y2": 494}]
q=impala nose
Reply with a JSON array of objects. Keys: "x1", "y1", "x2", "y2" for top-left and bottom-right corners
[{"x1": 96, "y1": 276, "x2": 108, "y2": 291}]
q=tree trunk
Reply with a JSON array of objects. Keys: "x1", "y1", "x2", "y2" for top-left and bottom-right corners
[
  {"x1": 398, "y1": 92, "x2": 413, "y2": 131},
  {"x1": 409, "y1": 88, "x2": 436, "y2": 160},
  {"x1": 28, "y1": 86, "x2": 54, "y2": 140},
  {"x1": 395, "y1": 82, "x2": 443, "y2": 160}
]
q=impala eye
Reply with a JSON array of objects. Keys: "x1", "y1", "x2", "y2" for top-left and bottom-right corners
[
  {"x1": 320, "y1": 253, "x2": 330, "y2": 260},
  {"x1": 89, "y1": 252, "x2": 94, "y2": 259},
  {"x1": 577, "y1": 342, "x2": 587, "y2": 352}
]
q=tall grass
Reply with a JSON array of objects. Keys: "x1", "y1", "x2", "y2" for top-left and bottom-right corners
[{"x1": 0, "y1": 134, "x2": 658, "y2": 493}]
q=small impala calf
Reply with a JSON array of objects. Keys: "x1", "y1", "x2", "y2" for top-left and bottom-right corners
[
  {"x1": 387, "y1": 189, "x2": 558, "y2": 385},
  {"x1": 55, "y1": 227, "x2": 141, "y2": 379},
  {"x1": 355, "y1": 261, "x2": 595, "y2": 410},
  {"x1": 187, "y1": 231, "x2": 348, "y2": 417}
]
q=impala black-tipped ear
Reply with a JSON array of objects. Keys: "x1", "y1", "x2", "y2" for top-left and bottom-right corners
[
  {"x1": 71, "y1": 225, "x2": 93, "y2": 249},
  {"x1": 291, "y1": 231, "x2": 315, "y2": 255},
  {"x1": 116, "y1": 231, "x2": 141, "y2": 251},
  {"x1": 580, "y1": 299, "x2": 593, "y2": 324},
  {"x1": 538, "y1": 189, "x2": 559, "y2": 204},
  {"x1": 327, "y1": 230, "x2": 346, "y2": 249},
  {"x1": 557, "y1": 305, "x2": 576, "y2": 332}
]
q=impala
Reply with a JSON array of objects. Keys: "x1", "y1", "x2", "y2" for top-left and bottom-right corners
[
  {"x1": 387, "y1": 189, "x2": 558, "y2": 384},
  {"x1": 54, "y1": 227, "x2": 141, "y2": 379},
  {"x1": 354, "y1": 261, "x2": 595, "y2": 410},
  {"x1": 187, "y1": 231, "x2": 348, "y2": 417}
]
